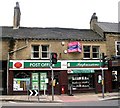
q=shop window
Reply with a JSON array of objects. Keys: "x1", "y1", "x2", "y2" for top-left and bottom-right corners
[
  {"x1": 13, "y1": 72, "x2": 30, "y2": 91},
  {"x1": 92, "y1": 46, "x2": 99, "y2": 59},
  {"x1": 31, "y1": 45, "x2": 50, "y2": 59},
  {"x1": 68, "y1": 73, "x2": 95, "y2": 90},
  {"x1": 83, "y1": 46, "x2": 90, "y2": 59},
  {"x1": 112, "y1": 71, "x2": 117, "y2": 81},
  {"x1": 116, "y1": 41, "x2": 120, "y2": 56}
]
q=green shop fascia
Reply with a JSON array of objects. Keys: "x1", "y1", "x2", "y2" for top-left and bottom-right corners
[{"x1": 9, "y1": 60, "x2": 105, "y2": 71}]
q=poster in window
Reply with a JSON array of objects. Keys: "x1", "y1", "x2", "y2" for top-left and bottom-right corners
[
  {"x1": 13, "y1": 78, "x2": 30, "y2": 91},
  {"x1": 32, "y1": 73, "x2": 38, "y2": 90},
  {"x1": 32, "y1": 73, "x2": 38, "y2": 81},
  {"x1": 40, "y1": 73, "x2": 47, "y2": 90}
]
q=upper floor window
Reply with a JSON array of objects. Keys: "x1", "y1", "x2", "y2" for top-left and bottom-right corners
[
  {"x1": 116, "y1": 41, "x2": 120, "y2": 56},
  {"x1": 83, "y1": 46, "x2": 90, "y2": 58},
  {"x1": 31, "y1": 45, "x2": 49, "y2": 59},
  {"x1": 83, "y1": 45, "x2": 100, "y2": 59},
  {"x1": 92, "y1": 46, "x2": 99, "y2": 59},
  {"x1": 41, "y1": 45, "x2": 49, "y2": 59}
]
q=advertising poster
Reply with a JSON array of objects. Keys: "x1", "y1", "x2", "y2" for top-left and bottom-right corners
[
  {"x1": 32, "y1": 73, "x2": 38, "y2": 90},
  {"x1": 40, "y1": 73, "x2": 47, "y2": 90},
  {"x1": 13, "y1": 78, "x2": 30, "y2": 91}
]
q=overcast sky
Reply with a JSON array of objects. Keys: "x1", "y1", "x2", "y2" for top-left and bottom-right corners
[{"x1": 0, "y1": 0, "x2": 119, "y2": 29}]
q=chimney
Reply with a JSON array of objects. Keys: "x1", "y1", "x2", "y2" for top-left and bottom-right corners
[
  {"x1": 13, "y1": 2, "x2": 21, "y2": 29},
  {"x1": 90, "y1": 13, "x2": 98, "y2": 30}
]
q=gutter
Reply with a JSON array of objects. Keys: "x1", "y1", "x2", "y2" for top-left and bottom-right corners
[{"x1": 7, "y1": 39, "x2": 28, "y2": 94}]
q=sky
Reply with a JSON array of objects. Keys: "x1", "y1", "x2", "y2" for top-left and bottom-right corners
[{"x1": 0, "y1": 0, "x2": 119, "y2": 29}]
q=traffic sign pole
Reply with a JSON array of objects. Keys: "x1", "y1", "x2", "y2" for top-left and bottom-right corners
[
  {"x1": 50, "y1": 52, "x2": 54, "y2": 101},
  {"x1": 102, "y1": 68, "x2": 104, "y2": 98},
  {"x1": 100, "y1": 53, "x2": 105, "y2": 98}
]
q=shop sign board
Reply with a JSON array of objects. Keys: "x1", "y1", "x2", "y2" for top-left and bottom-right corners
[
  {"x1": 67, "y1": 62, "x2": 102, "y2": 68},
  {"x1": 24, "y1": 62, "x2": 61, "y2": 68},
  {"x1": 9, "y1": 60, "x2": 102, "y2": 70},
  {"x1": 9, "y1": 61, "x2": 61, "y2": 69},
  {"x1": 69, "y1": 69, "x2": 95, "y2": 73}
]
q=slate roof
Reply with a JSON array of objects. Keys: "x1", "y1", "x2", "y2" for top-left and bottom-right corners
[
  {"x1": 1, "y1": 26, "x2": 103, "y2": 41},
  {"x1": 96, "y1": 22, "x2": 120, "y2": 33}
]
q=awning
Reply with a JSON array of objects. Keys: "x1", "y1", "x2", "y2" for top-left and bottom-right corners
[{"x1": 69, "y1": 69, "x2": 95, "y2": 73}]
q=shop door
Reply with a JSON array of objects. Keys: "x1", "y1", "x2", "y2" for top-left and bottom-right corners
[
  {"x1": 112, "y1": 71, "x2": 118, "y2": 91},
  {"x1": 54, "y1": 72, "x2": 61, "y2": 95}
]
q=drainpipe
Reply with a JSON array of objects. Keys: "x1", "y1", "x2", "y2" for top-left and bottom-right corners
[{"x1": 7, "y1": 39, "x2": 28, "y2": 94}]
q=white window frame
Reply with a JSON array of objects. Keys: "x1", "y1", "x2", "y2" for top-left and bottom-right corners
[
  {"x1": 31, "y1": 45, "x2": 50, "y2": 59},
  {"x1": 31, "y1": 45, "x2": 40, "y2": 59},
  {"x1": 83, "y1": 45, "x2": 91, "y2": 59},
  {"x1": 92, "y1": 46, "x2": 100, "y2": 59},
  {"x1": 83, "y1": 45, "x2": 100, "y2": 59},
  {"x1": 41, "y1": 45, "x2": 50, "y2": 59}
]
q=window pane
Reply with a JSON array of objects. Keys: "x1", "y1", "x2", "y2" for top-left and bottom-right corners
[
  {"x1": 92, "y1": 46, "x2": 99, "y2": 58},
  {"x1": 42, "y1": 45, "x2": 48, "y2": 51},
  {"x1": 42, "y1": 52, "x2": 47, "y2": 58},
  {"x1": 41, "y1": 45, "x2": 49, "y2": 59},
  {"x1": 33, "y1": 46, "x2": 39, "y2": 51},
  {"x1": 93, "y1": 53, "x2": 99, "y2": 58},
  {"x1": 92, "y1": 46, "x2": 99, "y2": 52},
  {"x1": 83, "y1": 46, "x2": 90, "y2": 58},
  {"x1": 84, "y1": 46, "x2": 90, "y2": 52},
  {"x1": 31, "y1": 45, "x2": 39, "y2": 59},
  {"x1": 33, "y1": 52, "x2": 39, "y2": 58},
  {"x1": 84, "y1": 53, "x2": 90, "y2": 58}
]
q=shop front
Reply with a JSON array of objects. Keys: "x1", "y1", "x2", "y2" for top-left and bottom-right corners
[
  {"x1": 8, "y1": 60, "x2": 64, "y2": 95},
  {"x1": 111, "y1": 59, "x2": 120, "y2": 92},
  {"x1": 66, "y1": 61, "x2": 110, "y2": 93},
  {"x1": 8, "y1": 60, "x2": 111, "y2": 95}
]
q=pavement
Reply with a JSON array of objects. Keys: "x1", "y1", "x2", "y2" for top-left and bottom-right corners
[{"x1": 0, "y1": 92, "x2": 119, "y2": 103}]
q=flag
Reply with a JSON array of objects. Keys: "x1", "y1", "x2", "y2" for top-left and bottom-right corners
[{"x1": 68, "y1": 41, "x2": 82, "y2": 53}]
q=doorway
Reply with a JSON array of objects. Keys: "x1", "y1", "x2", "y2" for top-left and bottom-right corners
[{"x1": 112, "y1": 71, "x2": 119, "y2": 91}]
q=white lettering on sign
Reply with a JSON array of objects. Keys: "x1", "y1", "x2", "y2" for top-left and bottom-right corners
[
  {"x1": 29, "y1": 63, "x2": 50, "y2": 67},
  {"x1": 41, "y1": 63, "x2": 50, "y2": 67}
]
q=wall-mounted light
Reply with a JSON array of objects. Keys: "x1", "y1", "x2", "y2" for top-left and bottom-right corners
[
  {"x1": 64, "y1": 50, "x2": 67, "y2": 54},
  {"x1": 61, "y1": 41, "x2": 65, "y2": 46}
]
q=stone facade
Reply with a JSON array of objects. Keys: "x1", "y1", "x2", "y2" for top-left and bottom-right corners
[{"x1": 1, "y1": 39, "x2": 106, "y2": 60}]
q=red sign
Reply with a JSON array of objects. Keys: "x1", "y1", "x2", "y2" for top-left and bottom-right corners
[{"x1": 14, "y1": 62, "x2": 22, "y2": 68}]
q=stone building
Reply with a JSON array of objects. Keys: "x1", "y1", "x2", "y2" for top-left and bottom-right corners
[
  {"x1": 1, "y1": 3, "x2": 119, "y2": 95},
  {"x1": 90, "y1": 13, "x2": 120, "y2": 91}
]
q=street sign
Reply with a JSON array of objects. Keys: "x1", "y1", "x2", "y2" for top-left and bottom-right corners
[{"x1": 28, "y1": 90, "x2": 38, "y2": 96}]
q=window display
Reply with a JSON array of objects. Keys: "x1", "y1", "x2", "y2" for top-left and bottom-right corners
[
  {"x1": 13, "y1": 78, "x2": 30, "y2": 91},
  {"x1": 32, "y1": 73, "x2": 39, "y2": 90},
  {"x1": 13, "y1": 72, "x2": 30, "y2": 91},
  {"x1": 68, "y1": 74, "x2": 94, "y2": 90},
  {"x1": 40, "y1": 73, "x2": 47, "y2": 90}
]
